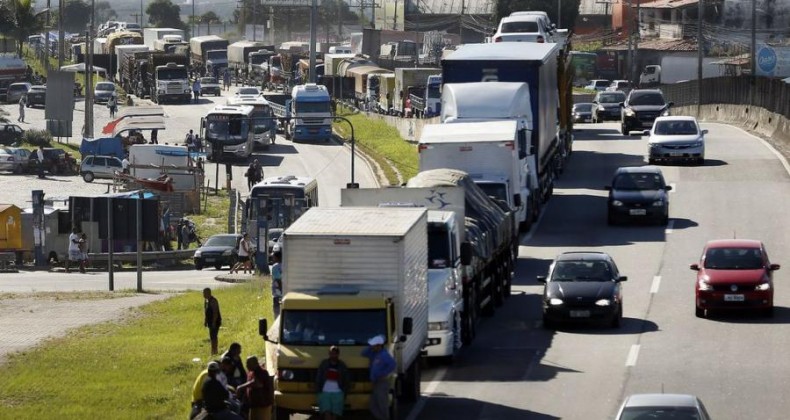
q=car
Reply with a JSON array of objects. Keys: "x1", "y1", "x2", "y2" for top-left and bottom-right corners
[
  {"x1": 200, "y1": 77, "x2": 222, "y2": 96},
  {"x1": 621, "y1": 89, "x2": 673, "y2": 135},
  {"x1": 236, "y1": 87, "x2": 261, "y2": 97},
  {"x1": 606, "y1": 79, "x2": 632, "y2": 93},
  {"x1": 26, "y1": 85, "x2": 46, "y2": 107},
  {"x1": 572, "y1": 103, "x2": 593, "y2": 123},
  {"x1": 267, "y1": 228, "x2": 283, "y2": 253},
  {"x1": 492, "y1": 12, "x2": 555, "y2": 43},
  {"x1": 584, "y1": 79, "x2": 610, "y2": 91},
  {"x1": 646, "y1": 116, "x2": 707, "y2": 165},
  {"x1": 193, "y1": 234, "x2": 242, "y2": 270},
  {"x1": 538, "y1": 251, "x2": 627, "y2": 328},
  {"x1": 606, "y1": 166, "x2": 671, "y2": 225},
  {"x1": 270, "y1": 232, "x2": 283, "y2": 260},
  {"x1": 27, "y1": 148, "x2": 79, "y2": 175},
  {"x1": 615, "y1": 394, "x2": 712, "y2": 420},
  {"x1": 591, "y1": 91, "x2": 627, "y2": 123},
  {"x1": 80, "y1": 155, "x2": 123, "y2": 182},
  {"x1": 93, "y1": 82, "x2": 116, "y2": 104},
  {"x1": 693, "y1": 239, "x2": 780, "y2": 318},
  {"x1": 0, "y1": 123, "x2": 25, "y2": 146},
  {"x1": 6, "y1": 82, "x2": 32, "y2": 103},
  {"x1": 0, "y1": 147, "x2": 30, "y2": 173}
]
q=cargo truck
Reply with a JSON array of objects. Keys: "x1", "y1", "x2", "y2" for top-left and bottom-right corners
[
  {"x1": 263, "y1": 83, "x2": 333, "y2": 142},
  {"x1": 260, "y1": 207, "x2": 428, "y2": 419},
  {"x1": 115, "y1": 45, "x2": 149, "y2": 82},
  {"x1": 227, "y1": 41, "x2": 268, "y2": 72},
  {"x1": 143, "y1": 28, "x2": 184, "y2": 50},
  {"x1": 104, "y1": 31, "x2": 143, "y2": 55},
  {"x1": 393, "y1": 67, "x2": 441, "y2": 117},
  {"x1": 369, "y1": 73, "x2": 396, "y2": 114},
  {"x1": 247, "y1": 48, "x2": 276, "y2": 83},
  {"x1": 121, "y1": 52, "x2": 190, "y2": 102},
  {"x1": 189, "y1": 35, "x2": 229, "y2": 76},
  {"x1": 409, "y1": 74, "x2": 442, "y2": 118},
  {"x1": 154, "y1": 36, "x2": 188, "y2": 54}
]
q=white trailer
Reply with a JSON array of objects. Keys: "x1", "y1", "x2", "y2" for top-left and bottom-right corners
[
  {"x1": 143, "y1": 28, "x2": 184, "y2": 50},
  {"x1": 393, "y1": 67, "x2": 441, "y2": 115},
  {"x1": 114, "y1": 44, "x2": 150, "y2": 81}
]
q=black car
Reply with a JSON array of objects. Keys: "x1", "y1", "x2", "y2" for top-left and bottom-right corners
[
  {"x1": 620, "y1": 89, "x2": 673, "y2": 135},
  {"x1": 606, "y1": 166, "x2": 671, "y2": 225},
  {"x1": 591, "y1": 91, "x2": 626, "y2": 123},
  {"x1": 193, "y1": 234, "x2": 242, "y2": 270},
  {"x1": 26, "y1": 85, "x2": 46, "y2": 107},
  {"x1": 572, "y1": 103, "x2": 593, "y2": 123},
  {"x1": 27, "y1": 148, "x2": 79, "y2": 175},
  {"x1": 0, "y1": 124, "x2": 24, "y2": 146},
  {"x1": 538, "y1": 252, "x2": 627, "y2": 328}
]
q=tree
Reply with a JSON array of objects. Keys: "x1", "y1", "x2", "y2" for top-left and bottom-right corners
[
  {"x1": 495, "y1": 0, "x2": 581, "y2": 32},
  {"x1": 200, "y1": 11, "x2": 220, "y2": 24},
  {"x1": 6, "y1": 0, "x2": 43, "y2": 56},
  {"x1": 59, "y1": 0, "x2": 91, "y2": 33},
  {"x1": 146, "y1": 0, "x2": 185, "y2": 29},
  {"x1": 95, "y1": 1, "x2": 118, "y2": 23}
]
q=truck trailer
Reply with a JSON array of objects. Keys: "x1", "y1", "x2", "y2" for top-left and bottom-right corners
[{"x1": 189, "y1": 35, "x2": 229, "y2": 76}]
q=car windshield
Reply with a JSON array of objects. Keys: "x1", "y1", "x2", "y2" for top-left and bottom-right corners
[
  {"x1": 574, "y1": 104, "x2": 593, "y2": 112},
  {"x1": 598, "y1": 93, "x2": 625, "y2": 103},
  {"x1": 96, "y1": 83, "x2": 115, "y2": 91},
  {"x1": 502, "y1": 21, "x2": 539, "y2": 33},
  {"x1": 294, "y1": 101, "x2": 330, "y2": 113},
  {"x1": 704, "y1": 247, "x2": 764, "y2": 270},
  {"x1": 551, "y1": 261, "x2": 613, "y2": 282},
  {"x1": 239, "y1": 88, "x2": 260, "y2": 95},
  {"x1": 281, "y1": 309, "x2": 387, "y2": 345},
  {"x1": 613, "y1": 173, "x2": 664, "y2": 191},
  {"x1": 654, "y1": 120, "x2": 698, "y2": 135},
  {"x1": 158, "y1": 68, "x2": 187, "y2": 80},
  {"x1": 203, "y1": 235, "x2": 238, "y2": 248},
  {"x1": 629, "y1": 92, "x2": 665, "y2": 106},
  {"x1": 619, "y1": 406, "x2": 702, "y2": 420},
  {"x1": 201, "y1": 77, "x2": 217, "y2": 84}
]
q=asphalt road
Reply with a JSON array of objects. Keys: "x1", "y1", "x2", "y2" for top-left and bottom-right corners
[{"x1": 407, "y1": 122, "x2": 790, "y2": 419}]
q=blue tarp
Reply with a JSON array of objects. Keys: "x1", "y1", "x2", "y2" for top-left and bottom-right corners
[{"x1": 80, "y1": 137, "x2": 124, "y2": 158}]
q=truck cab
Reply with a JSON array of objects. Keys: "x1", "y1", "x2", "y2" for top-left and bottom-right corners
[
  {"x1": 409, "y1": 75, "x2": 442, "y2": 118},
  {"x1": 639, "y1": 65, "x2": 661, "y2": 87},
  {"x1": 289, "y1": 83, "x2": 333, "y2": 142},
  {"x1": 205, "y1": 49, "x2": 228, "y2": 76},
  {"x1": 152, "y1": 62, "x2": 190, "y2": 104}
]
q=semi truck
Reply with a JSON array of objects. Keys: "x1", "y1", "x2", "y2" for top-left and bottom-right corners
[
  {"x1": 121, "y1": 52, "x2": 190, "y2": 102},
  {"x1": 104, "y1": 31, "x2": 143, "y2": 55},
  {"x1": 227, "y1": 41, "x2": 268, "y2": 72},
  {"x1": 369, "y1": 73, "x2": 396, "y2": 114},
  {"x1": 143, "y1": 28, "x2": 184, "y2": 50},
  {"x1": 409, "y1": 74, "x2": 442, "y2": 118},
  {"x1": 247, "y1": 48, "x2": 276, "y2": 83},
  {"x1": 261, "y1": 207, "x2": 428, "y2": 419},
  {"x1": 115, "y1": 44, "x2": 149, "y2": 82},
  {"x1": 153, "y1": 35, "x2": 188, "y2": 54},
  {"x1": 189, "y1": 35, "x2": 229, "y2": 76},
  {"x1": 263, "y1": 83, "x2": 333, "y2": 142},
  {"x1": 393, "y1": 68, "x2": 441, "y2": 117}
]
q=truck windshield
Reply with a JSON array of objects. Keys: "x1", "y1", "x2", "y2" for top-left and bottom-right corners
[
  {"x1": 477, "y1": 183, "x2": 508, "y2": 204},
  {"x1": 207, "y1": 50, "x2": 227, "y2": 60},
  {"x1": 428, "y1": 225, "x2": 452, "y2": 269},
  {"x1": 157, "y1": 68, "x2": 187, "y2": 80},
  {"x1": 427, "y1": 85, "x2": 441, "y2": 99},
  {"x1": 281, "y1": 309, "x2": 387, "y2": 345},
  {"x1": 206, "y1": 115, "x2": 249, "y2": 141},
  {"x1": 250, "y1": 55, "x2": 269, "y2": 65},
  {"x1": 295, "y1": 101, "x2": 330, "y2": 113}
]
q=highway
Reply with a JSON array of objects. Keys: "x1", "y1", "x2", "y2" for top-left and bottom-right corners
[{"x1": 409, "y1": 121, "x2": 790, "y2": 419}]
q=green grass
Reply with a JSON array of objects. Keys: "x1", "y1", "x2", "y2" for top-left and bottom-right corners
[
  {"x1": 0, "y1": 279, "x2": 274, "y2": 419},
  {"x1": 189, "y1": 189, "x2": 232, "y2": 245},
  {"x1": 333, "y1": 104, "x2": 419, "y2": 185},
  {"x1": 18, "y1": 141, "x2": 82, "y2": 160}
]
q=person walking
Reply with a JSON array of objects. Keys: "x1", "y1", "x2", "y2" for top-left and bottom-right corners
[
  {"x1": 245, "y1": 162, "x2": 256, "y2": 190},
  {"x1": 362, "y1": 335, "x2": 396, "y2": 420},
  {"x1": 193, "y1": 78, "x2": 202, "y2": 103},
  {"x1": 151, "y1": 129, "x2": 159, "y2": 144},
  {"x1": 252, "y1": 159, "x2": 263, "y2": 184},
  {"x1": 235, "y1": 356, "x2": 274, "y2": 420},
  {"x1": 79, "y1": 233, "x2": 89, "y2": 272},
  {"x1": 271, "y1": 251, "x2": 283, "y2": 315},
  {"x1": 65, "y1": 227, "x2": 83, "y2": 274},
  {"x1": 316, "y1": 346, "x2": 350, "y2": 420},
  {"x1": 204, "y1": 288, "x2": 222, "y2": 355},
  {"x1": 108, "y1": 93, "x2": 118, "y2": 118},
  {"x1": 229, "y1": 233, "x2": 252, "y2": 274},
  {"x1": 223, "y1": 70, "x2": 231, "y2": 91},
  {"x1": 18, "y1": 94, "x2": 26, "y2": 122},
  {"x1": 181, "y1": 221, "x2": 191, "y2": 249},
  {"x1": 35, "y1": 145, "x2": 45, "y2": 178}
]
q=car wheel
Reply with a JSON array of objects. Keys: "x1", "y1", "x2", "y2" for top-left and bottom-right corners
[
  {"x1": 661, "y1": 215, "x2": 669, "y2": 226},
  {"x1": 762, "y1": 307, "x2": 774, "y2": 318},
  {"x1": 13, "y1": 165, "x2": 22, "y2": 174},
  {"x1": 697, "y1": 157, "x2": 705, "y2": 165},
  {"x1": 82, "y1": 172, "x2": 95, "y2": 182},
  {"x1": 611, "y1": 305, "x2": 622, "y2": 328},
  {"x1": 214, "y1": 263, "x2": 223, "y2": 270},
  {"x1": 695, "y1": 306, "x2": 705, "y2": 318},
  {"x1": 648, "y1": 157, "x2": 656, "y2": 165},
  {"x1": 195, "y1": 263, "x2": 203, "y2": 271}
]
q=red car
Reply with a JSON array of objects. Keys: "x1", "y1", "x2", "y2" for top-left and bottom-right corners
[{"x1": 693, "y1": 239, "x2": 780, "y2": 318}]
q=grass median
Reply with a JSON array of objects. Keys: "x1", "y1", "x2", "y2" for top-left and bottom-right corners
[{"x1": 0, "y1": 279, "x2": 274, "y2": 419}]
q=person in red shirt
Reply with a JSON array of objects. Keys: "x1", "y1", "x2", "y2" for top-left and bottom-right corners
[
  {"x1": 236, "y1": 356, "x2": 273, "y2": 420},
  {"x1": 315, "y1": 346, "x2": 350, "y2": 420}
]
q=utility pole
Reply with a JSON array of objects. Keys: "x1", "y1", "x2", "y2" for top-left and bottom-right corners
[
  {"x1": 557, "y1": 0, "x2": 561, "y2": 28},
  {"x1": 131, "y1": 13, "x2": 142, "y2": 26},
  {"x1": 697, "y1": 0, "x2": 703, "y2": 115},
  {"x1": 85, "y1": 0, "x2": 95, "y2": 139},
  {"x1": 633, "y1": 0, "x2": 641, "y2": 83},
  {"x1": 45, "y1": 0, "x2": 51, "y2": 72},
  {"x1": 309, "y1": 0, "x2": 317, "y2": 83},
  {"x1": 140, "y1": 0, "x2": 144, "y2": 28},
  {"x1": 626, "y1": 0, "x2": 632, "y2": 82},
  {"x1": 58, "y1": 0, "x2": 65, "y2": 67},
  {"x1": 192, "y1": 0, "x2": 196, "y2": 38},
  {"x1": 253, "y1": 0, "x2": 257, "y2": 41},
  {"x1": 750, "y1": 0, "x2": 756, "y2": 106}
]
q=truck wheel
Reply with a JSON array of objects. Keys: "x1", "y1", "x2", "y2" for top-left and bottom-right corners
[
  {"x1": 461, "y1": 289, "x2": 477, "y2": 345},
  {"x1": 388, "y1": 393, "x2": 399, "y2": 420},
  {"x1": 275, "y1": 406, "x2": 290, "y2": 419},
  {"x1": 401, "y1": 361, "x2": 421, "y2": 402},
  {"x1": 518, "y1": 219, "x2": 531, "y2": 233},
  {"x1": 493, "y1": 264, "x2": 505, "y2": 308},
  {"x1": 481, "y1": 273, "x2": 496, "y2": 317}
]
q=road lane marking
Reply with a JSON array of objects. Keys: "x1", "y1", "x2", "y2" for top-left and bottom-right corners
[
  {"x1": 665, "y1": 220, "x2": 675, "y2": 234},
  {"x1": 650, "y1": 276, "x2": 661, "y2": 294},
  {"x1": 669, "y1": 182, "x2": 677, "y2": 193},
  {"x1": 626, "y1": 344, "x2": 641, "y2": 367},
  {"x1": 406, "y1": 365, "x2": 448, "y2": 420}
]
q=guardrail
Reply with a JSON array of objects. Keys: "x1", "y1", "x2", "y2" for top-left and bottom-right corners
[{"x1": 87, "y1": 249, "x2": 195, "y2": 264}]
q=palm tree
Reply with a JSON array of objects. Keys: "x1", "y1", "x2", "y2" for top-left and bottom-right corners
[{"x1": 8, "y1": 0, "x2": 44, "y2": 56}]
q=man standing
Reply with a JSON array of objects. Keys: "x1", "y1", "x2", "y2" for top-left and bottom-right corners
[
  {"x1": 65, "y1": 226, "x2": 83, "y2": 274},
  {"x1": 362, "y1": 335, "x2": 396, "y2": 420},
  {"x1": 316, "y1": 346, "x2": 350, "y2": 420},
  {"x1": 235, "y1": 355, "x2": 274, "y2": 420},
  {"x1": 181, "y1": 221, "x2": 191, "y2": 249},
  {"x1": 36, "y1": 145, "x2": 45, "y2": 178},
  {"x1": 271, "y1": 251, "x2": 283, "y2": 316},
  {"x1": 108, "y1": 93, "x2": 118, "y2": 118},
  {"x1": 193, "y1": 78, "x2": 202, "y2": 103},
  {"x1": 122, "y1": 155, "x2": 130, "y2": 174},
  {"x1": 18, "y1": 94, "x2": 26, "y2": 122},
  {"x1": 186, "y1": 130, "x2": 195, "y2": 151},
  {"x1": 204, "y1": 287, "x2": 222, "y2": 355},
  {"x1": 151, "y1": 129, "x2": 159, "y2": 144},
  {"x1": 253, "y1": 159, "x2": 263, "y2": 184},
  {"x1": 223, "y1": 70, "x2": 232, "y2": 91}
]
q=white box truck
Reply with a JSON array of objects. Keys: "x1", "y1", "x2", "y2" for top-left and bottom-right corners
[
  {"x1": 143, "y1": 28, "x2": 184, "y2": 50},
  {"x1": 260, "y1": 207, "x2": 428, "y2": 418}
]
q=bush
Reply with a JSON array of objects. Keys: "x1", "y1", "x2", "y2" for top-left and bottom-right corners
[{"x1": 22, "y1": 129, "x2": 53, "y2": 147}]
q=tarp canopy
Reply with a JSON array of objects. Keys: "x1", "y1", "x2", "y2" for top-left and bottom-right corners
[
  {"x1": 102, "y1": 106, "x2": 165, "y2": 135},
  {"x1": 344, "y1": 65, "x2": 391, "y2": 77},
  {"x1": 59, "y1": 63, "x2": 108, "y2": 78},
  {"x1": 112, "y1": 116, "x2": 166, "y2": 137}
]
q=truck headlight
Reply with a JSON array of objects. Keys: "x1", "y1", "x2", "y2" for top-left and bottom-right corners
[
  {"x1": 184, "y1": 89, "x2": 190, "y2": 93},
  {"x1": 158, "y1": 89, "x2": 165, "y2": 94},
  {"x1": 278, "y1": 369, "x2": 295, "y2": 380},
  {"x1": 549, "y1": 298, "x2": 563, "y2": 306},
  {"x1": 428, "y1": 321, "x2": 450, "y2": 331},
  {"x1": 625, "y1": 109, "x2": 635, "y2": 117}
]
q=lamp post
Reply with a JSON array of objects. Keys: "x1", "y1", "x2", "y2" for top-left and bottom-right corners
[{"x1": 332, "y1": 115, "x2": 358, "y2": 188}]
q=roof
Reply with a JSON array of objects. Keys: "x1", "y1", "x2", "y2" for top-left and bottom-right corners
[
  {"x1": 615, "y1": 166, "x2": 664, "y2": 175},
  {"x1": 285, "y1": 207, "x2": 426, "y2": 236},
  {"x1": 255, "y1": 175, "x2": 316, "y2": 188},
  {"x1": 603, "y1": 38, "x2": 698, "y2": 52},
  {"x1": 0, "y1": 204, "x2": 21, "y2": 213},
  {"x1": 639, "y1": 0, "x2": 699, "y2": 9},
  {"x1": 344, "y1": 65, "x2": 392, "y2": 77},
  {"x1": 557, "y1": 252, "x2": 611, "y2": 261},
  {"x1": 420, "y1": 120, "x2": 519, "y2": 143},
  {"x1": 112, "y1": 116, "x2": 166, "y2": 137},
  {"x1": 705, "y1": 239, "x2": 763, "y2": 249},
  {"x1": 623, "y1": 394, "x2": 700, "y2": 408},
  {"x1": 653, "y1": 116, "x2": 698, "y2": 123},
  {"x1": 207, "y1": 105, "x2": 255, "y2": 116},
  {"x1": 445, "y1": 42, "x2": 559, "y2": 62}
]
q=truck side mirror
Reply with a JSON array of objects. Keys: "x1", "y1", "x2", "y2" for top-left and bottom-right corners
[
  {"x1": 667, "y1": 101, "x2": 675, "y2": 108},
  {"x1": 513, "y1": 194, "x2": 522, "y2": 208},
  {"x1": 258, "y1": 318, "x2": 268, "y2": 337},
  {"x1": 402, "y1": 317, "x2": 413, "y2": 335},
  {"x1": 536, "y1": 275, "x2": 547, "y2": 283},
  {"x1": 460, "y1": 242, "x2": 473, "y2": 265}
]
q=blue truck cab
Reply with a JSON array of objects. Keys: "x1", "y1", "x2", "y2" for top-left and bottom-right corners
[{"x1": 289, "y1": 83, "x2": 333, "y2": 142}]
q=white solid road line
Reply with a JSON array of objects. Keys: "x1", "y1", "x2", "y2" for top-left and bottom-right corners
[
  {"x1": 665, "y1": 220, "x2": 675, "y2": 234},
  {"x1": 708, "y1": 122, "x2": 790, "y2": 176},
  {"x1": 625, "y1": 344, "x2": 641, "y2": 367},
  {"x1": 406, "y1": 365, "x2": 448, "y2": 420},
  {"x1": 650, "y1": 276, "x2": 661, "y2": 294}
]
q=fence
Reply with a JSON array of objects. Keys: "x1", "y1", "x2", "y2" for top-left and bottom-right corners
[{"x1": 661, "y1": 76, "x2": 790, "y2": 118}]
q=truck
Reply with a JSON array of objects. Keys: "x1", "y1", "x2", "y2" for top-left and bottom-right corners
[
  {"x1": 369, "y1": 72, "x2": 396, "y2": 114},
  {"x1": 115, "y1": 44, "x2": 150, "y2": 82},
  {"x1": 142, "y1": 28, "x2": 184, "y2": 50},
  {"x1": 153, "y1": 36, "x2": 188, "y2": 54},
  {"x1": 639, "y1": 56, "x2": 720, "y2": 86},
  {"x1": 189, "y1": 35, "x2": 229, "y2": 76},
  {"x1": 393, "y1": 67, "x2": 441, "y2": 117},
  {"x1": 121, "y1": 51, "x2": 189, "y2": 102},
  {"x1": 441, "y1": 42, "x2": 574, "y2": 214},
  {"x1": 93, "y1": 37, "x2": 107, "y2": 55},
  {"x1": 409, "y1": 74, "x2": 442, "y2": 118},
  {"x1": 323, "y1": 53, "x2": 355, "y2": 76},
  {"x1": 247, "y1": 48, "x2": 276, "y2": 83},
  {"x1": 227, "y1": 41, "x2": 269, "y2": 72},
  {"x1": 260, "y1": 206, "x2": 428, "y2": 419},
  {"x1": 263, "y1": 83, "x2": 333, "y2": 142},
  {"x1": 0, "y1": 55, "x2": 27, "y2": 101},
  {"x1": 104, "y1": 31, "x2": 143, "y2": 55}
]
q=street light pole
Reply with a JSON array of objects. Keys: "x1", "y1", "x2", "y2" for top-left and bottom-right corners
[
  {"x1": 308, "y1": 0, "x2": 317, "y2": 83},
  {"x1": 557, "y1": 0, "x2": 561, "y2": 28},
  {"x1": 697, "y1": 0, "x2": 703, "y2": 115},
  {"x1": 750, "y1": 0, "x2": 757, "y2": 106},
  {"x1": 332, "y1": 116, "x2": 357, "y2": 188},
  {"x1": 192, "y1": 0, "x2": 196, "y2": 37}
]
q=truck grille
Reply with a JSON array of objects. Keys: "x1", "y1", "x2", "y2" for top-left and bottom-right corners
[
  {"x1": 302, "y1": 118, "x2": 325, "y2": 125},
  {"x1": 166, "y1": 82, "x2": 184, "y2": 94}
]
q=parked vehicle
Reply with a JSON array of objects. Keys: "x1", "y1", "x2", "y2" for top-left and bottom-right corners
[
  {"x1": 104, "y1": 31, "x2": 143, "y2": 55},
  {"x1": 189, "y1": 35, "x2": 229, "y2": 76},
  {"x1": 646, "y1": 116, "x2": 707, "y2": 164},
  {"x1": 692, "y1": 239, "x2": 780, "y2": 318},
  {"x1": 0, "y1": 147, "x2": 30, "y2": 173},
  {"x1": 120, "y1": 52, "x2": 190, "y2": 103},
  {"x1": 201, "y1": 105, "x2": 255, "y2": 161},
  {"x1": 572, "y1": 103, "x2": 593, "y2": 123},
  {"x1": 200, "y1": 77, "x2": 221, "y2": 96},
  {"x1": 538, "y1": 251, "x2": 627, "y2": 328},
  {"x1": 6, "y1": 82, "x2": 31, "y2": 103},
  {"x1": 393, "y1": 68, "x2": 441, "y2": 117},
  {"x1": 261, "y1": 207, "x2": 428, "y2": 419},
  {"x1": 143, "y1": 28, "x2": 184, "y2": 51},
  {"x1": 235, "y1": 87, "x2": 261, "y2": 97},
  {"x1": 409, "y1": 74, "x2": 442, "y2": 118},
  {"x1": 26, "y1": 148, "x2": 79, "y2": 175},
  {"x1": 227, "y1": 41, "x2": 268, "y2": 73},
  {"x1": 93, "y1": 82, "x2": 116, "y2": 104},
  {"x1": 264, "y1": 83, "x2": 332, "y2": 142},
  {"x1": 0, "y1": 124, "x2": 24, "y2": 146},
  {"x1": 26, "y1": 85, "x2": 46, "y2": 107},
  {"x1": 0, "y1": 56, "x2": 27, "y2": 102},
  {"x1": 80, "y1": 155, "x2": 123, "y2": 182},
  {"x1": 584, "y1": 79, "x2": 610, "y2": 91},
  {"x1": 80, "y1": 137, "x2": 125, "y2": 158},
  {"x1": 615, "y1": 394, "x2": 712, "y2": 420},
  {"x1": 606, "y1": 79, "x2": 632, "y2": 93},
  {"x1": 620, "y1": 89, "x2": 673, "y2": 135},
  {"x1": 591, "y1": 90, "x2": 626, "y2": 123},
  {"x1": 115, "y1": 45, "x2": 150, "y2": 82},
  {"x1": 605, "y1": 166, "x2": 671, "y2": 225},
  {"x1": 193, "y1": 234, "x2": 242, "y2": 270}
]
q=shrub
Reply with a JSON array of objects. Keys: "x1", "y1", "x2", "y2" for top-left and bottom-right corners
[{"x1": 22, "y1": 129, "x2": 53, "y2": 147}]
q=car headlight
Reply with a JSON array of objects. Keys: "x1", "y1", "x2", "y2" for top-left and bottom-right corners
[
  {"x1": 698, "y1": 280, "x2": 712, "y2": 291},
  {"x1": 278, "y1": 369, "x2": 295, "y2": 381},
  {"x1": 428, "y1": 321, "x2": 450, "y2": 331},
  {"x1": 652, "y1": 199, "x2": 664, "y2": 207},
  {"x1": 194, "y1": 250, "x2": 202, "y2": 257},
  {"x1": 595, "y1": 299, "x2": 611, "y2": 306},
  {"x1": 625, "y1": 108, "x2": 635, "y2": 117},
  {"x1": 222, "y1": 249, "x2": 232, "y2": 256},
  {"x1": 755, "y1": 282, "x2": 771, "y2": 291},
  {"x1": 184, "y1": 89, "x2": 190, "y2": 93},
  {"x1": 549, "y1": 298, "x2": 564, "y2": 306},
  {"x1": 691, "y1": 141, "x2": 704, "y2": 148},
  {"x1": 611, "y1": 200, "x2": 624, "y2": 207}
]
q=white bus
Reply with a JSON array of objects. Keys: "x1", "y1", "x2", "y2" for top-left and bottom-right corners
[
  {"x1": 201, "y1": 105, "x2": 255, "y2": 162},
  {"x1": 226, "y1": 96, "x2": 277, "y2": 149}
]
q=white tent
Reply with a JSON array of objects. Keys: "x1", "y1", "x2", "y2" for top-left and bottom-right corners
[{"x1": 59, "y1": 63, "x2": 108, "y2": 79}]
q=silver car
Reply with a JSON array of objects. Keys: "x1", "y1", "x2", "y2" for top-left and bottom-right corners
[
  {"x1": 646, "y1": 116, "x2": 707, "y2": 165},
  {"x1": 93, "y1": 82, "x2": 116, "y2": 104},
  {"x1": 0, "y1": 147, "x2": 30, "y2": 173},
  {"x1": 615, "y1": 393, "x2": 711, "y2": 420},
  {"x1": 80, "y1": 155, "x2": 123, "y2": 182},
  {"x1": 6, "y1": 82, "x2": 32, "y2": 103}
]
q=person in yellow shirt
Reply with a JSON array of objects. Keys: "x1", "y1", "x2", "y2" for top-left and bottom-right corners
[{"x1": 190, "y1": 362, "x2": 215, "y2": 419}]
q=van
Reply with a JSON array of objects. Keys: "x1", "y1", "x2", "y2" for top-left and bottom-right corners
[{"x1": 328, "y1": 46, "x2": 352, "y2": 54}]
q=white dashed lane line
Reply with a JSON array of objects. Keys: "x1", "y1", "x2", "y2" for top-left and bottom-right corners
[
  {"x1": 650, "y1": 276, "x2": 661, "y2": 294},
  {"x1": 626, "y1": 344, "x2": 641, "y2": 367}
]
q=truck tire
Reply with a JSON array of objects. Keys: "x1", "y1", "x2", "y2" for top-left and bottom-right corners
[
  {"x1": 481, "y1": 272, "x2": 496, "y2": 317},
  {"x1": 401, "y1": 361, "x2": 421, "y2": 402},
  {"x1": 461, "y1": 288, "x2": 477, "y2": 345},
  {"x1": 493, "y1": 262, "x2": 505, "y2": 308}
]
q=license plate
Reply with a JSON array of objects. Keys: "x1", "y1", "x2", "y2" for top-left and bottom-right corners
[
  {"x1": 724, "y1": 294, "x2": 745, "y2": 302},
  {"x1": 669, "y1": 152, "x2": 684, "y2": 157},
  {"x1": 204, "y1": 258, "x2": 215, "y2": 262},
  {"x1": 629, "y1": 209, "x2": 647, "y2": 216},
  {"x1": 569, "y1": 310, "x2": 590, "y2": 318},
  {"x1": 309, "y1": 129, "x2": 318, "y2": 134}
]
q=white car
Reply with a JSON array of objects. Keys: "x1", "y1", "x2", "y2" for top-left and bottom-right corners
[
  {"x1": 606, "y1": 80, "x2": 632, "y2": 93},
  {"x1": 0, "y1": 147, "x2": 30, "y2": 173},
  {"x1": 646, "y1": 116, "x2": 707, "y2": 165},
  {"x1": 236, "y1": 87, "x2": 262, "y2": 98},
  {"x1": 80, "y1": 155, "x2": 123, "y2": 182},
  {"x1": 585, "y1": 79, "x2": 611, "y2": 91},
  {"x1": 492, "y1": 12, "x2": 555, "y2": 43}
]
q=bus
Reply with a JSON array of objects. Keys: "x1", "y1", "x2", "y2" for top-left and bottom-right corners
[
  {"x1": 201, "y1": 105, "x2": 255, "y2": 162},
  {"x1": 226, "y1": 96, "x2": 277, "y2": 149},
  {"x1": 569, "y1": 51, "x2": 598, "y2": 87}
]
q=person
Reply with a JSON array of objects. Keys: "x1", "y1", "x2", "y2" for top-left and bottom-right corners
[
  {"x1": 122, "y1": 155, "x2": 130, "y2": 174},
  {"x1": 193, "y1": 78, "x2": 201, "y2": 103},
  {"x1": 223, "y1": 70, "x2": 231, "y2": 91},
  {"x1": 253, "y1": 159, "x2": 263, "y2": 184},
  {"x1": 271, "y1": 251, "x2": 283, "y2": 315},
  {"x1": 222, "y1": 342, "x2": 247, "y2": 388},
  {"x1": 151, "y1": 129, "x2": 158, "y2": 144},
  {"x1": 236, "y1": 356, "x2": 274, "y2": 420},
  {"x1": 316, "y1": 346, "x2": 350, "y2": 420},
  {"x1": 229, "y1": 233, "x2": 252, "y2": 274},
  {"x1": 18, "y1": 94, "x2": 26, "y2": 122},
  {"x1": 65, "y1": 227, "x2": 83, "y2": 274},
  {"x1": 194, "y1": 134, "x2": 202, "y2": 153},
  {"x1": 362, "y1": 335, "x2": 396, "y2": 420},
  {"x1": 108, "y1": 93, "x2": 117, "y2": 118},
  {"x1": 204, "y1": 287, "x2": 222, "y2": 355},
  {"x1": 220, "y1": 356, "x2": 243, "y2": 414},
  {"x1": 186, "y1": 130, "x2": 195, "y2": 151},
  {"x1": 245, "y1": 162, "x2": 256, "y2": 190},
  {"x1": 79, "y1": 233, "x2": 89, "y2": 272},
  {"x1": 35, "y1": 145, "x2": 45, "y2": 178},
  {"x1": 181, "y1": 220, "x2": 192, "y2": 249},
  {"x1": 196, "y1": 361, "x2": 242, "y2": 420}
]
